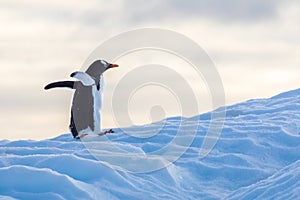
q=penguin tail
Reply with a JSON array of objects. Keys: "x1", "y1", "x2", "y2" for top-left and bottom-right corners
[{"x1": 44, "y1": 81, "x2": 76, "y2": 90}]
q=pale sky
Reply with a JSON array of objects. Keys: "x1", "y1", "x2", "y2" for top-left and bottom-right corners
[{"x1": 0, "y1": 0, "x2": 299, "y2": 140}]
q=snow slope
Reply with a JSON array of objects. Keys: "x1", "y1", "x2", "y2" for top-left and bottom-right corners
[{"x1": 0, "y1": 88, "x2": 300, "y2": 199}]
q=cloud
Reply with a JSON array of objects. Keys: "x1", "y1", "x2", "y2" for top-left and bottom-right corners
[
  {"x1": 122, "y1": 0, "x2": 283, "y2": 24},
  {"x1": 2, "y1": 0, "x2": 282, "y2": 31}
]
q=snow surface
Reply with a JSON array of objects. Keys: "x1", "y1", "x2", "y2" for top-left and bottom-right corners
[{"x1": 1, "y1": 88, "x2": 300, "y2": 199}]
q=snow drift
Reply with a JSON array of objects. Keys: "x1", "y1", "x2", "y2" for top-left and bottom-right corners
[{"x1": 0, "y1": 88, "x2": 300, "y2": 199}]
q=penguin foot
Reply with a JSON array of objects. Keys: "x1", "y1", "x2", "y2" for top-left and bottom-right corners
[
  {"x1": 75, "y1": 133, "x2": 88, "y2": 139},
  {"x1": 98, "y1": 129, "x2": 114, "y2": 136}
]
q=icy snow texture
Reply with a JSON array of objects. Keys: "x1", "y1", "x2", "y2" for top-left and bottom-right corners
[{"x1": 0, "y1": 88, "x2": 300, "y2": 199}]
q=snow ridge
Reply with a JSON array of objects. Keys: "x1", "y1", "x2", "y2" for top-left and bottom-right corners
[{"x1": 0, "y1": 88, "x2": 300, "y2": 199}]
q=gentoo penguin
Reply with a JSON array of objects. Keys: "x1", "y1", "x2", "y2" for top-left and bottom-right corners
[{"x1": 44, "y1": 60, "x2": 118, "y2": 139}]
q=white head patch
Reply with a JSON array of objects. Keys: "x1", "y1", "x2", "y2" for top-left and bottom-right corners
[{"x1": 100, "y1": 60, "x2": 109, "y2": 68}]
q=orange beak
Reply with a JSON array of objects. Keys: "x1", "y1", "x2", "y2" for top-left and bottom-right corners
[{"x1": 110, "y1": 64, "x2": 119, "y2": 68}]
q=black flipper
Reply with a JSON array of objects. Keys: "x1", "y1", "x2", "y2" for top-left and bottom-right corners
[{"x1": 44, "y1": 81, "x2": 76, "y2": 90}]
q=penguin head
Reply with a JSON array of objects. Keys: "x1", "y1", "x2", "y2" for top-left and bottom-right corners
[
  {"x1": 85, "y1": 60, "x2": 118, "y2": 80},
  {"x1": 100, "y1": 60, "x2": 119, "y2": 70}
]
